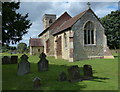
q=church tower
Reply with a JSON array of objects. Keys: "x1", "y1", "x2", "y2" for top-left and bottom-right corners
[{"x1": 43, "y1": 14, "x2": 56, "y2": 30}]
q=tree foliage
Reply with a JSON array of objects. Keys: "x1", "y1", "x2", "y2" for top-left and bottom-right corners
[
  {"x1": 17, "y1": 42, "x2": 27, "y2": 53},
  {"x1": 2, "y1": 2, "x2": 32, "y2": 45},
  {"x1": 100, "y1": 10, "x2": 120, "y2": 49},
  {"x1": 1, "y1": 44, "x2": 16, "y2": 53}
]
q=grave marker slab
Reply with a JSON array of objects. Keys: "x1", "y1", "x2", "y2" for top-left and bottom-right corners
[
  {"x1": 68, "y1": 65, "x2": 82, "y2": 82},
  {"x1": 11, "y1": 56, "x2": 18, "y2": 64},
  {"x1": 2, "y1": 56, "x2": 11, "y2": 64},
  {"x1": 33, "y1": 77, "x2": 41, "y2": 89},
  {"x1": 83, "y1": 64, "x2": 93, "y2": 80},
  {"x1": 59, "y1": 71, "x2": 67, "y2": 81}
]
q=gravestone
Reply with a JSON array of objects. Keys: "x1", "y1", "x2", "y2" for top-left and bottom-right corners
[
  {"x1": 83, "y1": 64, "x2": 93, "y2": 80},
  {"x1": 2, "y1": 56, "x2": 11, "y2": 64},
  {"x1": 17, "y1": 54, "x2": 30, "y2": 76},
  {"x1": 59, "y1": 71, "x2": 67, "y2": 81},
  {"x1": 11, "y1": 56, "x2": 18, "y2": 64},
  {"x1": 67, "y1": 65, "x2": 81, "y2": 82},
  {"x1": 33, "y1": 77, "x2": 41, "y2": 89},
  {"x1": 38, "y1": 52, "x2": 49, "y2": 72}
]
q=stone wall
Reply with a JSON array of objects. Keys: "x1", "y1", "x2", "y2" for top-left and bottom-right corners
[
  {"x1": 30, "y1": 46, "x2": 44, "y2": 55},
  {"x1": 40, "y1": 30, "x2": 55, "y2": 56},
  {"x1": 72, "y1": 10, "x2": 105, "y2": 61},
  {"x1": 47, "y1": 35, "x2": 55, "y2": 56},
  {"x1": 40, "y1": 31, "x2": 50, "y2": 54},
  {"x1": 54, "y1": 30, "x2": 73, "y2": 62}
]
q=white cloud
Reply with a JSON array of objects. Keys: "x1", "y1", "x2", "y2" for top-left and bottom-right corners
[{"x1": 12, "y1": 2, "x2": 118, "y2": 46}]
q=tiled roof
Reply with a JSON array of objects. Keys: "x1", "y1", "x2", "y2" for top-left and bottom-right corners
[
  {"x1": 53, "y1": 9, "x2": 88, "y2": 35},
  {"x1": 53, "y1": 8, "x2": 105, "y2": 35},
  {"x1": 29, "y1": 38, "x2": 43, "y2": 47},
  {"x1": 38, "y1": 12, "x2": 71, "y2": 37}
]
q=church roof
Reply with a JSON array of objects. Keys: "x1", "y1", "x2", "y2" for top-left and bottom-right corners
[
  {"x1": 29, "y1": 38, "x2": 43, "y2": 47},
  {"x1": 38, "y1": 12, "x2": 71, "y2": 37},
  {"x1": 53, "y1": 8, "x2": 104, "y2": 36},
  {"x1": 53, "y1": 9, "x2": 88, "y2": 35}
]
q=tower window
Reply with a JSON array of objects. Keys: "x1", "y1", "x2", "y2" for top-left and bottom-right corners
[
  {"x1": 49, "y1": 19, "x2": 53, "y2": 23},
  {"x1": 38, "y1": 49, "x2": 40, "y2": 52},
  {"x1": 84, "y1": 21, "x2": 95, "y2": 45}
]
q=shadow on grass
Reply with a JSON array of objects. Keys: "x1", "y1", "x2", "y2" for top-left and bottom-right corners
[
  {"x1": 2, "y1": 64, "x2": 86, "y2": 91},
  {"x1": 2, "y1": 63, "x2": 110, "y2": 91},
  {"x1": 90, "y1": 76, "x2": 110, "y2": 83}
]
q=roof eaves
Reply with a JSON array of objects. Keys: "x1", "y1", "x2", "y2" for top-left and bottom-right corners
[{"x1": 38, "y1": 27, "x2": 49, "y2": 37}]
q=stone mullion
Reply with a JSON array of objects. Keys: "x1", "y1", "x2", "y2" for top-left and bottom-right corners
[
  {"x1": 90, "y1": 30, "x2": 92, "y2": 44},
  {"x1": 90, "y1": 23, "x2": 92, "y2": 44},
  {"x1": 86, "y1": 29, "x2": 88, "y2": 44}
]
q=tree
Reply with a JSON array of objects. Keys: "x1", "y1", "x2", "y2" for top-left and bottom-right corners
[
  {"x1": 17, "y1": 42, "x2": 27, "y2": 53},
  {"x1": 100, "y1": 10, "x2": 120, "y2": 49},
  {"x1": 2, "y1": 44, "x2": 10, "y2": 52},
  {"x1": 2, "y1": 2, "x2": 32, "y2": 45}
]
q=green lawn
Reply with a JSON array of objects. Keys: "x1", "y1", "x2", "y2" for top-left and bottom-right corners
[{"x1": 1, "y1": 53, "x2": 119, "y2": 90}]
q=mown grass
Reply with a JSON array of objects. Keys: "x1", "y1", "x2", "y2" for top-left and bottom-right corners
[{"x1": 1, "y1": 52, "x2": 119, "y2": 90}]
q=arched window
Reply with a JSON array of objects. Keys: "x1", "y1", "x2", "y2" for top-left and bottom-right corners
[
  {"x1": 84, "y1": 21, "x2": 95, "y2": 45},
  {"x1": 64, "y1": 33, "x2": 67, "y2": 47}
]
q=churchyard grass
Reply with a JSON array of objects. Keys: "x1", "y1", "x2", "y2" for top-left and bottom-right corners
[{"x1": 2, "y1": 52, "x2": 118, "y2": 90}]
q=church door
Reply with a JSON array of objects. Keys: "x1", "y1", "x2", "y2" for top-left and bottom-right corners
[{"x1": 56, "y1": 36, "x2": 62, "y2": 56}]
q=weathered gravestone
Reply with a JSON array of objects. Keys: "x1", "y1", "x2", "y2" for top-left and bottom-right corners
[
  {"x1": 38, "y1": 52, "x2": 49, "y2": 72},
  {"x1": 17, "y1": 54, "x2": 30, "y2": 76},
  {"x1": 11, "y1": 56, "x2": 18, "y2": 64},
  {"x1": 59, "y1": 71, "x2": 67, "y2": 81},
  {"x1": 83, "y1": 64, "x2": 93, "y2": 80},
  {"x1": 2, "y1": 56, "x2": 11, "y2": 64},
  {"x1": 67, "y1": 65, "x2": 81, "y2": 82},
  {"x1": 33, "y1": 77, "x2": 41, "y2": 89}
]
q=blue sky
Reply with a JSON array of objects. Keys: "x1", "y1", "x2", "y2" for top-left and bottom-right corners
[{"x1": 10, "y1": 2, "x2": 118, "y2": 46}]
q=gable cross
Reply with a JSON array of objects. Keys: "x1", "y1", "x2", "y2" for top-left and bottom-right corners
[{"x1": 87, "y1": 2, "x2": 91, "y2": 9}]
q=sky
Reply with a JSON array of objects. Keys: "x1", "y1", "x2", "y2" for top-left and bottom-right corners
[{"x1": 12, "y1": 2, "x2": 118, "y2": 46}]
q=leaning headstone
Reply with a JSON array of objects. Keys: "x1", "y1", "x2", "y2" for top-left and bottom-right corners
[
  {"x1": 59, "y1": 71, "x2": 67, "y2": 81},
  {"x1": 38, "y1": 52, "x2": 49, "y2": 72},
  {"x1": 33, "y1": 77, "x2": 41, "y2": 89},
  {"x1": 17, "y1": 54, "x2": 30, "y2": 76},
  {"x1": 67, "y1": 65, "x2": 81, "y2": 82},
  {"x1": 83, "y1": 64, "x2": 93, "y2": 80},
  {"x1": 2, "y1": 56, "x2": 11, "y2": 64},
  {"x1": 11, "y1": 56, "x2": 18, "y2": 64}
]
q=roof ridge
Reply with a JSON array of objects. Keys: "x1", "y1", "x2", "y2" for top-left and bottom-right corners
[
  {"x1": 53, "y1": 9, "x2": 89, "y2": 35},
  {"x1": 48, "y1": 11, "x2": 71, "y2": 29}
]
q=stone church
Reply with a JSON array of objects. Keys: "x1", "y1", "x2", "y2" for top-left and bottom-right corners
[{"x1": 29, "y1": 6, "x2": 114, "y2": 62}]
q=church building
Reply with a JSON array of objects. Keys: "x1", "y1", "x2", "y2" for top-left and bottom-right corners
[{"x1": 29, "y1": 5, "x2": 114, "y2": 62}]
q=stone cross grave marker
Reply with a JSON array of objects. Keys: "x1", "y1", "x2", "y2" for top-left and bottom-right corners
[
  {"x1": 38, "y1": 52, "x2": 49, "y2": 72},
  {"x1": 17, "y1": 54, "x2": 30, "y2": 76},
  {"x1": 83, "y1": 64, "x2": 93, "y2": 80},
  {"x1": 67, "y1": 65, "x2": 82, "y2": 82}
]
